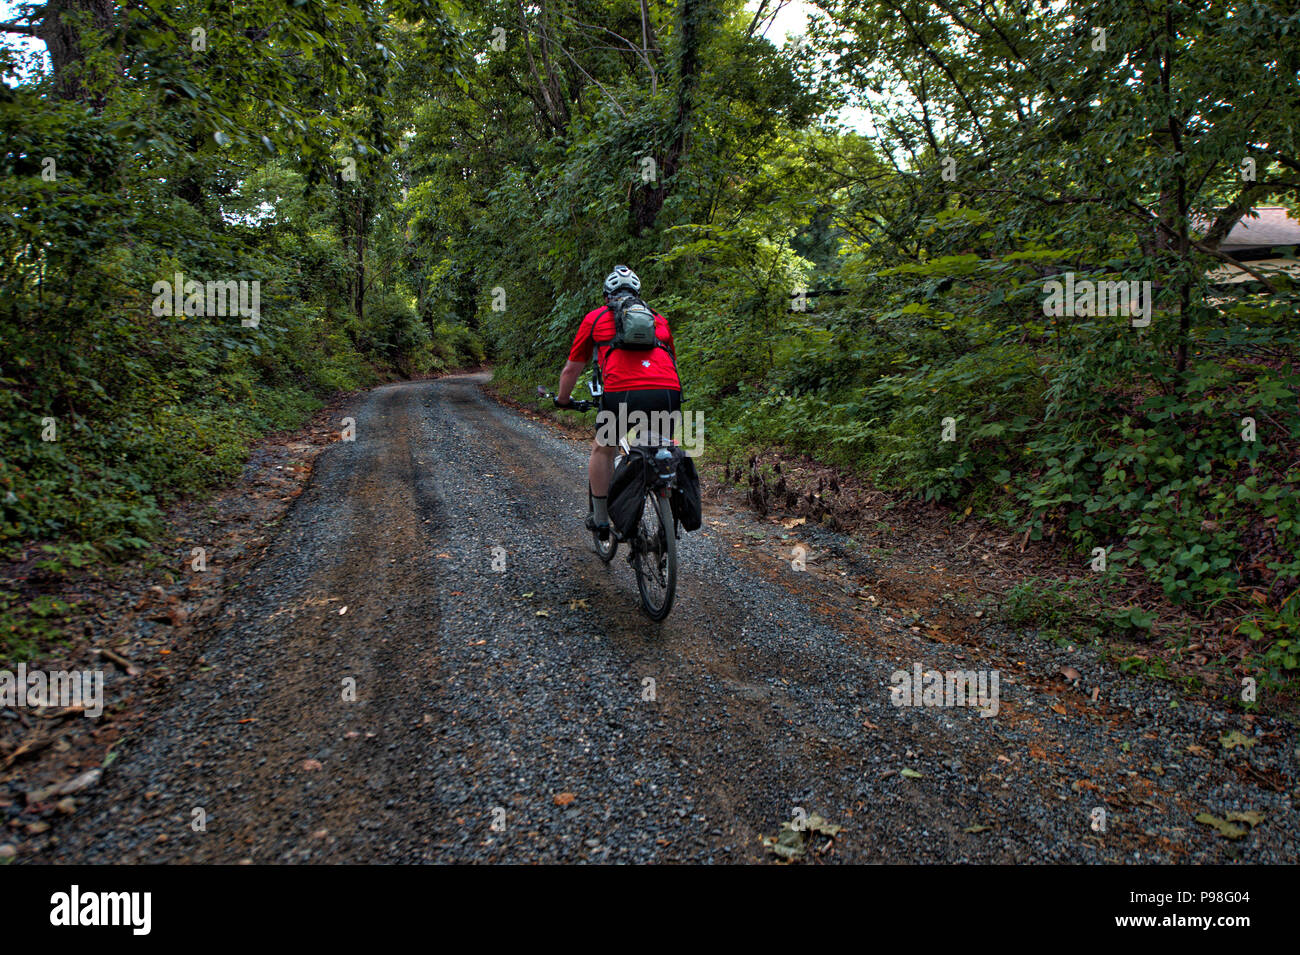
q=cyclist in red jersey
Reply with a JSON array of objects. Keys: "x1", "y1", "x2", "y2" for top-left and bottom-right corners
[{"x1": 554, "y1": 266, "x2": 682, "y2": 536}]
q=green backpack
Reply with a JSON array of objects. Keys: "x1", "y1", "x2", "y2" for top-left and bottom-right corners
[{"x1": 605, "y1": 293, "x2": 660, "y2": 350}]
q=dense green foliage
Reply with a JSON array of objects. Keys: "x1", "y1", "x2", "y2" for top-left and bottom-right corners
[
  {"x1": 2, "y1": 1, "x2": 479, "y2": 557},
  {"x1": 4, "y1": 1, "x2": 1299, "y2": 674}
]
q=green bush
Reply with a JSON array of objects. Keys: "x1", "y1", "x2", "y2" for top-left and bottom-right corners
[{"x1": 434, "y1": 322, "x2": 486, "y2": 368}]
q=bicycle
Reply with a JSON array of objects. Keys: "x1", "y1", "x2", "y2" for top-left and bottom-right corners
[{"x1": 538, "y1": 385, "x2": 680, "y2": 621}]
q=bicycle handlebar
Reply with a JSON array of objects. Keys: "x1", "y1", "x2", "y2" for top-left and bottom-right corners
[{"x1": 536, "y1": 386, "x2": 594, "y2": 413}]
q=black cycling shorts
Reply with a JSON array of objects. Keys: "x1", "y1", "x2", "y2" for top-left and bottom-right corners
[{"x1": 596, "y1": 388, "x2": 682, "y2": 447}]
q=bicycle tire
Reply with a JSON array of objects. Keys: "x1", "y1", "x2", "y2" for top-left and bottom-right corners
[{"x1": 634, "y1": 491, "x2": 677, "y2": 621}]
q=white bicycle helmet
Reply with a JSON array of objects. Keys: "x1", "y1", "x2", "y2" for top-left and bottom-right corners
[{"x1": 603, "y1": 265, "x2": 641, "y2": 296}]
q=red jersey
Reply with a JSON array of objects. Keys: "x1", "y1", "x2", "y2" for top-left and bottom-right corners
[{"x1": 567, "y1": 304, "x2": 680, "y2": 392}]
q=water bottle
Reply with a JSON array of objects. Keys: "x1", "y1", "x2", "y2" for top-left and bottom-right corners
[{"x1": 655, "y1": 447, "x2": 674, "y2": 480}]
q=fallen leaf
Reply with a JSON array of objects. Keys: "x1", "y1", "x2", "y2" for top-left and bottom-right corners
[
  {"x1": 805, "y1": 813, "x2": 842, "y2": 836},
  {"x1": 760, "y1": 811, "x2": 842, "y2": 861},
  {"x1": 56, "y1": 769, "x2": 101, "y2": 795},
  {"x1": 300, "y1": 759, "x2": 323, "y2": 771},
  {"x1": 761, "y1": 826, "x2": 807, "y2": 861},
  {"x1": 1195, "y1": 812, "x2": 1247, "y2": 840},
  {"x1": 1219, "y1": 731, "x2": 1256, "y2": 750},
  {"x1": 963, "y1": 824, "x2": 991, "y2": 833},
  {"x1": 553, "y1": 792, "x2": 576, "y2": 806},
  {"x1": 1226, "y1": 810, "x2": 1265, "y2": 827},
  {"x1": 900, "y1": 768, "x2": 923, "y2": 778}
]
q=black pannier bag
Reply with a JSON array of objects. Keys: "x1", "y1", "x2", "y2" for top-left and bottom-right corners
[
  {"x1": 607, "y1": 447, "x2": 650, "y2": 539},
  {"x1": 671, "y1": 449, "x2": 702, "y2": 532},
  {"x1": 608, "y1": 446, "x2": 702, "y2": 538}
]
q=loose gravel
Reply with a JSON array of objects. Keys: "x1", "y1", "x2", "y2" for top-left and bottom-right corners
[{"x1": 30, "y1": 375, "x2": 1299, "y2": 863}]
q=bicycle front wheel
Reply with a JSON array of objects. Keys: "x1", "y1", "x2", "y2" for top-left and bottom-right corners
[{"x1": 634, "y1": 491, "x2": 677, "y2": 621}]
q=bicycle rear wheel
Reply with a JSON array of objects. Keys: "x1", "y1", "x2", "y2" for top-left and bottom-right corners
[
  {"x1": 589, "y1": 487, "x2": 617, "y2": 563},
  {"x1": 634, "y1": 491, "x2": 677, "y2": 621}
]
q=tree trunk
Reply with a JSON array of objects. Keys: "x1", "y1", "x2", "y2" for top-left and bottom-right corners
[
  {"x1": 628, "y1": 0, "x2": 713, "y2": 237},
  {"x1": 36, "y1": 0, "x2": 117, "y2": 105}
]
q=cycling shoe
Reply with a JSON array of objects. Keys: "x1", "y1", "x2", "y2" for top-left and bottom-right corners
[{"x1": 585, "y1": 512, "x2": 611, "y2": 540}]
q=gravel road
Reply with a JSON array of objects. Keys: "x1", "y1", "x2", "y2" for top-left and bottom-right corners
[{"x1": 37, "y1": 374, "x2": 1299, "y2": 863}]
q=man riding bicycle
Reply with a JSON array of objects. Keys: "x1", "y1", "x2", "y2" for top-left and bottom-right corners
[{"x1": 553, "y1": 265, "x2": 682, "y2": 539}]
